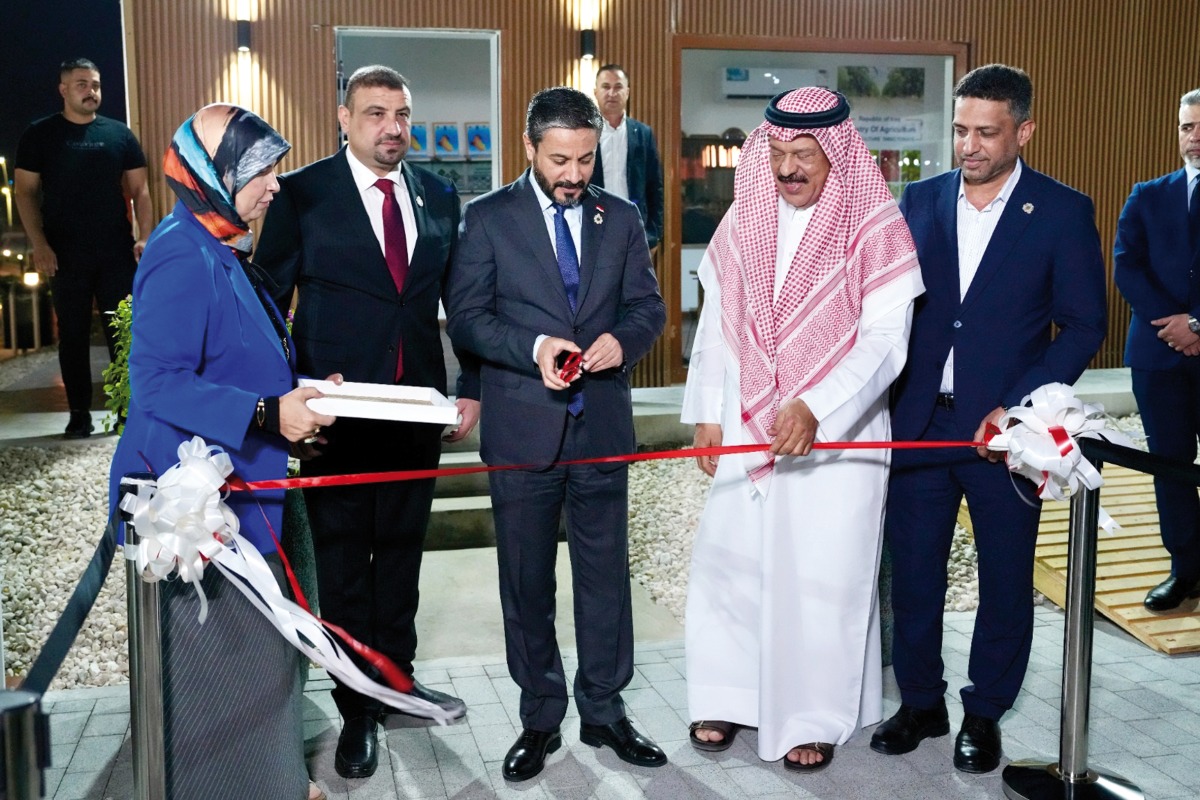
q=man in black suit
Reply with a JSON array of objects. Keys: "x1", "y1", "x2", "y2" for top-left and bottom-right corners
[
  {"x1": 592, "y1": 64, "x2": 664, "y2": 250},
  {"x1": 446, "y1": 87, "x2": 667, "y2": 783},
  {"x1": 256, "y1": 65, "x2": 480, "y2": 780},
  {"x1": 1114, "y1": 88, "x2": 1200, "y2": 612},
  {"x1": 872, "y1": 64, "x2": 1107, "y2": 774}
]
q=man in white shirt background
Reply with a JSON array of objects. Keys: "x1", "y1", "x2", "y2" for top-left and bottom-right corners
[{"x1": 592, "y1": 64, "x2": 664, "y2": 251}]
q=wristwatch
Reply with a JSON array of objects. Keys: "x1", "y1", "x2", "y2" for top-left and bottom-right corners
[{"x1": 1189, "y1": 316, "x2": 1200, "y2": 334}]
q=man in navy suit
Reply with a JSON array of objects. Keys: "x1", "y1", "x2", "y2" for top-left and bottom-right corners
[
  {"x1": 255, "y1": 65, "x2": 480, "y2": 780},
  {"x1": 592, "y1": 64, "x2": 664, "y2": 250},
  {"x1": 447, "y1": 87, "x2": 666, "y2": 783},
  {"x1": 870, "y1": 64, "x2": 1107, "y2": 774},
  {"x1": 1114, "y1": 88, "x2": 1200, "y2": 612}
]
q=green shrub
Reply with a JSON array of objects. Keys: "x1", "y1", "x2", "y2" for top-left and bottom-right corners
[{"x1": 102, "y1": 296, "x2": 132, "y2": 434}]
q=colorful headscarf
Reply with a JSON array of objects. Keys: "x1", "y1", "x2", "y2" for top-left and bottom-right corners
[
  {"x1": 163, "y1": 104, "x2": 290, "y2": 252},
  {"x1": 710, "y1": 87, "x2": 920, "y2": 485}
]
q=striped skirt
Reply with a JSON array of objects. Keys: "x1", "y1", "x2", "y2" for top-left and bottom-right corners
[{"x1": 158, "y1": 555, "x2": 307, "y2": 800}]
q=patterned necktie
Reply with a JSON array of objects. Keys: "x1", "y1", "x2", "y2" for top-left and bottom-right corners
[
  {"x1": 1190, "y1": 178, "x2": 1200, "y2": 252},
  {"x1": 375, "y1": 178, "x2": 408, "y2": 380},
  {"x1": 552, "y1": 203, "x2": 584, "y2": 416}
]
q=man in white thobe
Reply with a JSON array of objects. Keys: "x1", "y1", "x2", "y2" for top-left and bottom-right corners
[{"x1": 681, "y1": 87, "x2": 924, "y2": 771}]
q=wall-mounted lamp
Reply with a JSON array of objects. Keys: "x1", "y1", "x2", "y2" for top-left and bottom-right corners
[
  {"x1": 23, "y1": 271, "x2": 39, "y2": 288},
  {"x1": 580, "y1": 29, "x2": 596, "y2": 61},
  {"x1": 236, "y1": 19, "x2": 251, "y2": 52}
]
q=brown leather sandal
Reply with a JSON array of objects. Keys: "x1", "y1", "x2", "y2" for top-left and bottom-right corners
[
  {"x1": 689, "y1": 719, "x2": 738, "y2": 752},
  {"x1": 783, "y1": 742, "x2": 834, "y2": 772}
]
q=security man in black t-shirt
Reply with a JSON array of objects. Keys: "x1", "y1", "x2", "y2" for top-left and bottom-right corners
[{"x1": 14, "y1": 58, "x2": 153, "y2": 438}]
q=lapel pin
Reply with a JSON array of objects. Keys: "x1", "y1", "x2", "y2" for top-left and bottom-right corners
[
  {"x1": 594, "y1": 204, "x2": 605, "y2": 225},
  {"x1": 1022, "y1": 202, "x2": 1034, "y2": 214},
  {"x1": 415, "y1": 195, "x2": 425, "y2": 208}
]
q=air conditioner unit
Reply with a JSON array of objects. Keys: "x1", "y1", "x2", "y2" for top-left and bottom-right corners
[{"x1": 721, "y1": 67, "x2": 830, "y2": 99}]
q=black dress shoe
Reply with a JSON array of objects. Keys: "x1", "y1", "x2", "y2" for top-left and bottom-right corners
[
  {"x1": 64, "y1": 410, "x2": 93, "y2": 439},
  {"x1": 409, "y1": 680, "x2": 467, "y2": 719},
  {"x1": 502, "y1": 728, "x2": 561, "y2": 782},
  {"x1": 335, "y1": 715, "x2": 378, "y2": 779},
  {"x1": 379, "y1": 680, "x2": 468, "y2": 721},
  {"x1": 869, "y1": 700, "x2": 950, "y2": 755},
  {"x1": 954, "y1": 713, "x2": 1002, "y2": 773},
  {"x1": 579, "y1": 717, "x2": 667, "y2": 767},
  {"x1": 1144, "y1": 575, "x2": 1200, "y2": 612}
]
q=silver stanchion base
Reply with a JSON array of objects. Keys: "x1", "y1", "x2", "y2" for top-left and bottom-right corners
[{"x1": 1003, "y1": 761, "x2": 1143, "y2": 800}]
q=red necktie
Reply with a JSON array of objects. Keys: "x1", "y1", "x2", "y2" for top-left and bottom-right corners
[{"x1": 375, "y1": 178, "x2": 409, "y2": 380}]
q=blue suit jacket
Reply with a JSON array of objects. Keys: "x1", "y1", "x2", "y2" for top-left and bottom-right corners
[
  {"x1": 1114, "y1": 168, "x2": 1199, "y2": 370},
  {"x1": 592, "y1": 117, "x2": 664, "y2": 249},
  {"x1": 891, "y1": 162, "x2": 1108, "y2": 444},
  {"x1": 110, "y1": 203, "x2": 296, "y2": 552},
  {"x1": 446, "y1": 172, "x2": 665, "y2": 465}
]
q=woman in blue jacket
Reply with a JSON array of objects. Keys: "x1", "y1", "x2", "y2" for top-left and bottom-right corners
[{"x1": 110, "y1": 104, "x2": 335, "y2": 800}]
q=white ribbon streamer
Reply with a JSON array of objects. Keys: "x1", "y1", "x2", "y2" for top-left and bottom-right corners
[
  {"x1": 119, "y1": 436, "x2": 454, "y2": 723},
  {"x1": 986, "y1": 383, "x2": 1133, "y2": 532}
]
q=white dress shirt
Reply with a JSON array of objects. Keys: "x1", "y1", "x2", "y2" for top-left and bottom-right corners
[
  {"x1": 344, "y1": 148, "x2": 418, "y2": 262},
  {"x1": 940, "y1": 159, "x2": 1023, "y2": 393},
  {"x1": 1187, "y1": 164, "x2": 1200, "y2": 209},
  {"x1": 530, "y1": 177, "x2": 583, "y2": 361},
  {"x1": 598, "y1": 115, "x2": 630, "y2": 200},
  {"x1": 774, "y1": 197, "x2": 816, "y2": 301}
]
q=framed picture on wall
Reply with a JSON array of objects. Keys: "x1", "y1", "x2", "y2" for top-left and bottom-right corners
[
  {"x1": 408, "y1": 122, "x2": 431, "y2": 160},
  {"x1": 434, "y1": 123, "x2": 461, "y2": 157},
  {"x1": 466, "y1": 123, "x2": 492, "y2": 159}
]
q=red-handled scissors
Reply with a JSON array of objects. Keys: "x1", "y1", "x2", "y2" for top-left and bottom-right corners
[{"x1": 558, "y1": 351, "x2": 583, "y2": 382}]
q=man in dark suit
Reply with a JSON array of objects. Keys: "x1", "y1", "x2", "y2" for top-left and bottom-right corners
[
  {"x1": 870, "y1": 64, "x2": 1107, "y2": 774},
  {"x1": 446, "y1": 86, "x2": 667, "y2": 783},
  {"x1": 1114, "y1": 88, "x2": 1200, "y2": 612},
  {"x1": 592, "y1": 64, "x2": 664, "y2": 250},
  {"x1": 255, "y1": 65, "x2": 480, "y2": 780}
]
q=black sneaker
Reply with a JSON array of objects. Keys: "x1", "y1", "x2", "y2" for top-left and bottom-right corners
[{"x1": 64, "y1": 410, "x2": 94, "y2": 439}]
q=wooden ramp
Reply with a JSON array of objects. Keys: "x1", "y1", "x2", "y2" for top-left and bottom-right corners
[{"x1": 959, "y1": 466, "x2": 1200, "y2": 655}]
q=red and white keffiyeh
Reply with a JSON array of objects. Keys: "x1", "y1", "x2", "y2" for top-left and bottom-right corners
[{"x1": 709, "y1": 87, "x2": 920, "y2": 484}]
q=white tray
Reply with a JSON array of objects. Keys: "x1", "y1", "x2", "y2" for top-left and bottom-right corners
[{"x1": 299, "y1": 379, "x2": 460, "y2": 426}]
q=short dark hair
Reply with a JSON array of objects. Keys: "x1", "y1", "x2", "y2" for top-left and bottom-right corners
[
  {"x1": 954, "y1": 64, "x2": 1033, "y2": 124},
  {"x1": 59, "y1": 58, "x2": 99, "y2": 81},
  {"x1": 596, "y1": 63, "x2": 627, "y2": 81},
  {"x1": 525, "y1": 86, "x2": 602, "y2": 146},
  {"x1": 344, "y1": 65, "x2": 409, "y2": 111}
]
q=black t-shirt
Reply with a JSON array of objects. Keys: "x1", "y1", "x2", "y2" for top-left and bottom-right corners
[{"x1": 15, "y1": 113, "x2": 148, "y2": 254}]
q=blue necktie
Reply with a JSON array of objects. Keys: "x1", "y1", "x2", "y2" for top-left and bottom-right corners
[
  {"x1": 1190, "y1": 178, "x2": 1200, "y2": 252},
  {"x1": 553, "y1": 204, "x2": 584, "y2": 416}
]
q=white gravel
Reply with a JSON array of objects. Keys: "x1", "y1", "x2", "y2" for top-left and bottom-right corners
[
  {"x1": 0, "y1": 439, "x2": 124, "y2": 690},
  {"x1": 0, "y1": 352, "x2": 1150, "y2": 689}
]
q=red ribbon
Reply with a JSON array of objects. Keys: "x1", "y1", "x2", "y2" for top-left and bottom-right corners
[
  {"x1": 236, "y1": 440, "x2": 984, "y2": 492},
  {"x1": 230, "y1": 475, "x2": 415, "y2": 694},
  {"x1": 220, "y1": 436, "x2": 983, "y2": 703},
  {"x1": 1049, "y1": 425, "x2": 1074, "y2": 456}
]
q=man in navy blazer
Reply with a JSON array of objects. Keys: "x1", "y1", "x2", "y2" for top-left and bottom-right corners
[
  {"x1": 592, "y1": 64, "x2": 664, "y2": 249},
  {"x1": 870, "y1": 65, "x2": 1107, "y2": 774},
  {"x1": 1114, "y1": 88, "x2": 1200, "y2": 611},
  {"x1": 447, "y1": 87, "x2": 666, "y2": 783},
  {"x1": 255, "y1": 65, "x2": 480, "y2": 780}
]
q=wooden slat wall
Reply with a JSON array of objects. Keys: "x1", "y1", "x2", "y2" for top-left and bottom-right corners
[{"x1": 125, "y1": 0, "x2": 1200, "y2": 386}]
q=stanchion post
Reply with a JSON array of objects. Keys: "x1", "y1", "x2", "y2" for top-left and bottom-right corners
[
  {"x1": 120, "y1": 475, "x2": 166, "y2": 800},
  {"x1": 1002, "y1": 460, "x2": 1144, "y2": 800},
  {"x1": 1058, "y1": 483, "x2": 1099, "y2": 780},
  {"x1": 1, "y1": 689, "x2": 48, "y2": 800}
]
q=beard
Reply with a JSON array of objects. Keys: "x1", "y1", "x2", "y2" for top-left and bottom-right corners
[
  {"x1": 532, "y1": 163, "x2": 587, "y2": 207},
  {"x1": 372, "y1": 135, "x2": 407, "y2": 168}
]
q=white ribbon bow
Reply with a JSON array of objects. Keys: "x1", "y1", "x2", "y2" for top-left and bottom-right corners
[
  {"x1": 118, "y1": 436, "x2": 453, "y2": 723},
  {"x1": 986, "y1": 383, "x2": 1133, "y2": 532}
]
